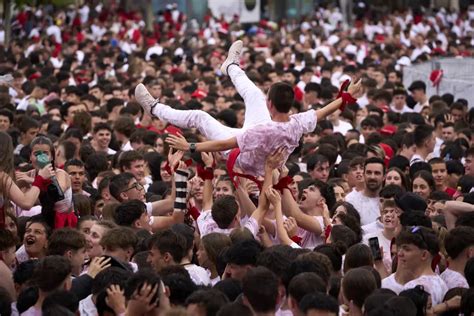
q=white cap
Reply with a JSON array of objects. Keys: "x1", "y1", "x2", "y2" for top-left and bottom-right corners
[
  {"x1": 397, "y1": 56, "x2": 411, "y2": 66},
  {"x1": 327, "y1": 35, "x2": 340, "y2": 46},
  {"x1": 301, "y1": 22, "x2": 311, "y2": 31},
  {"x1": 344, "y1": 44, "x2": 358, "y2": 55}
]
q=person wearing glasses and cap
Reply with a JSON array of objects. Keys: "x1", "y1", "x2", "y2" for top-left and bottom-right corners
[{"x1": 382, "y1": 226, "x2": 447, "y2": 306}]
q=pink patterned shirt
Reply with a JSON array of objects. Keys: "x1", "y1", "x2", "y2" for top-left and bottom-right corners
[{"x1": 235, "y1": 110, "x2": 317, "y2": 177}]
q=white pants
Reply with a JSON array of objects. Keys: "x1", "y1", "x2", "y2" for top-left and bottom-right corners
[{"x1": 150, "y1": 65, "x2": 272, "y2": 141}]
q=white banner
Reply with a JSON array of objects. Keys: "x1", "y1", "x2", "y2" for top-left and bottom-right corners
[
  {"x1": 207, "y1": 0, "x2": 261, "y2": 23},
  {"x1": 403, "y1": 58, "x2": 474, "y2": 108}
]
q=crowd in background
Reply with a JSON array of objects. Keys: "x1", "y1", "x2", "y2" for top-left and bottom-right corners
[{"x1": 1, "y1": 1, "x2": 474, "y2": 315}]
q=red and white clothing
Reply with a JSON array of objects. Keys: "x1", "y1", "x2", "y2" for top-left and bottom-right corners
[
  {"x1": 149, "y1": 65, "x2": 318, "y2": 177},
  {"x1": 196, "y1": 210, "x2": 259, "y2": 237}
]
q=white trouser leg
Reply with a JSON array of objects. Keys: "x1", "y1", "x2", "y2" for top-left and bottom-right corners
[
  {"x1": 228, "y1": 65, "x2": 272, "y2": 129},
  {"x1": 151, "y1": 103, "x2": 240, "y2": 141}
]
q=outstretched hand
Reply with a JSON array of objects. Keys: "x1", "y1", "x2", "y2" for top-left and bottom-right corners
[
  {"x1": 348, "y1": 79, "x2": 363, "y2": 98},
  {"x1": 265, "y1": 147, "x2": 286, "y2": 171},
  {"x1": 166, "y1": 134, "x2": 190, "y2": 151},
  {"x1": 168, "y1": 148, "x2": 185, "y2": 171},
  {"x1": 201, "y1": 152, "x2": 214, "y2": 168}
]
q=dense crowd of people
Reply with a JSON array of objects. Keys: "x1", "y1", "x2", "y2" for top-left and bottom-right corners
[{"x1": 1, "y1": 1, "x2": 474, "y2": 315}]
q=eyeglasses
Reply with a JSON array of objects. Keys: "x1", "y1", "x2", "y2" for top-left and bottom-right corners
[{"x1": 123, "y1": 182, "x2": 144, "y2": 192}]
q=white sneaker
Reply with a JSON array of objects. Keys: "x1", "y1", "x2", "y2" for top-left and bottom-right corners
[
  {"x1": 135, "y1": 83, "x2": 158, "y2": 117},
  {"x1": 220, "y1": 40, "x2": 243, "y2": 76}
]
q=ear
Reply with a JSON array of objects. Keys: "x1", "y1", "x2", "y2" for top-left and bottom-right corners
[
  {"x1": 120, "y1": 192, "x2": 128, "y2": 201},
  {"x1": 163, "y1": 252, "x2": 172, "y2": 264},
  {"x1": 133, "y1": 219, "x2": 142, "y2": 229},
  {"x1": 65, "y1": 249, "x2": 73, "y2": 260}
]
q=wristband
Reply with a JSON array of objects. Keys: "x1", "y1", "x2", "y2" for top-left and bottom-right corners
[
  {"x1": 197, "y1": 164, "x2": 214, "y2": 180},
  {"x1": 336, "y1": 79, "x2": 356, "y2": 112},
  {"x1": 189, "y1": 143, "x2": 197, "y2": 153},
  {"x1": 290, "y1": 236, "x2": 302, "y2": 245},
  {"x1": 32, "y1": 175, "x2": 52, "y2": 192},
  {"x1": 273, "y1": 176, "x2": 293, "y2": 193},
  {"x1": 188, "y1": 206, "x2": 201, "y2": 221}
]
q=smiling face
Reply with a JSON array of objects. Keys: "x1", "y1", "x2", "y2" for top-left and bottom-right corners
[
  {"x1": 412, "y1": 177, "x2": 431, "y2": 200},
  {"x1": 94, "y1": 129, "x2": 112, "y2": 149},
  {"x1": 214, "y1": 180, "x2": 233, "y2": 200},
  {"x1": 85, "y1": 223, "x2": 107, "y2": 259},
  {"x1": 24, "y1": 222, "x2": 48, "y2": 258}
]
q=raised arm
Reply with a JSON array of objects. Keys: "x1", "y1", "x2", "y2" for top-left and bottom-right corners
[
  {"x1": 5, "y1": 164, "x2": 55, "y2": 210},
  {"x1": 315, "y1": 79, "x2": 362, "y2": 121},
  {"x1": 166, "y1": 134, "x2": 238, "y2": 152},
  {"x1": 266, "y1": 187, "x2": 294, "y2": 246},
  {"x1": 281, "y1": 188, "x2": 323, "y2": 235},
  {"x1": 201, "y1": 152, "x2": 214, "y2": 211},
  {"x1": 442, "y1": 200, "x2": 474, "y2": 230}
]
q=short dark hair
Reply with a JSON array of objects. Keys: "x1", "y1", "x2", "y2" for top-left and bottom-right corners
[
  {"x1": 298, "y1": 178, "x2": 336, "y2": 210},
  {"x1": 92, "y1": 267, "x2": 133, "y2": 295},
  {"x1": 124, "y1": 269, "x2": 162, "y2": 304},
  {"x1": 288, "y1": 272, "x2": 326, "y2": 304},
  {"x1": 114, "y1": 200, "x2": 146, "y2": 227},
  {"x1": 465, "y1": 257, "x2": 474, "y2": 287},
  {"x1": 42, "y1": 290, "x2": 78, "y2": 314},
  {"x1": 364, "y1": 157, "x2": 386, "y2": 174},
  {"x1": 93, "y1": 122, "x2": 112, "y2": 134},
  {"x1": 224, "y1": 239, "x2": 262, "y2": 266},
  {"x1": 414, "y1": 125, "x2": 434, "y2": 148},
  {"x1": 64, "y1": 158, "x2": 85, "y2": 171},
  {"x1": 33, "y1": 256, "x2": 72, "y2": 292},
  {"x1": 396, "y1": 226, "x2": 439, "y2": 256},
  {"x1": 307, "y1": 154, "x2": 329, "y2": 172},
  {"x1": 211, "y1": 195, "x2": 239, "y2": 229},
  {"x1": 149, "y1": 229, "x2": 186, "y2": 263},
  {"x1": 342, "y1": 267, "x2": 377, "y2": 308},
  {"x1": 445, "y1": 226, "x2": 474, "y2": 260},
  {"x1": 119, "y1": 150, "x2": 144, "y2": 171},
  {"x1": 185, "y1": 289, "x2": 229, "y2": 315},
  {"x1": 0, "y1": 229, "x2": 18, "y2": 251},
  {"x1": 242, "y1": 267, "x2": 279, "y2": 313},
  {"x1": 113, "y1": 115, "x2": 136, "y2": 138},
  {"x1": 299, "y1": 292, "x2": 339, "y2": 315},
  {"x1": 109, "y1": 172, "x2": 135, "y2": 201},
  {"x1": 100, "y1": 227, "x2": 138, "y2": 252},
  {"x1": 47, "y1": 228, "x2": 86, "y2": 256},
  {"x1": 268, "y1": 82, "x2": 294, "y2": 113}
]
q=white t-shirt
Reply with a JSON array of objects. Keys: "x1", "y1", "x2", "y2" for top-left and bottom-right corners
[
  {"x1": 403, "y1": 274, "x2": 448, "y2": 305},
  {"x1": 184, "y1": 264, "x2": 211, "y2": 286},
  {"x1": 390, "y1": 104, "x2": 414, "y2": 114},
  {"x1": 297, "y1": 216, "x2": 325, "y2": 249},
  {"x1": 382, "y1": 273, "x2": 405, "y2": 294},
  {"x1": 196, "y1": 210, "x2": 259, "y2": 237},
  {"x1": 362, "y1": 219, "x2": 383, "y2": 236},
  {"x1": 345, "y1": 190, "x2": 380, "y2": 226},
  {"x1": 440, "y1": 268, "x2": 469, "y2": 290},
  {"x1": 332, "y1": 120, "x2": 353, "y2": 135}
]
